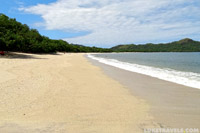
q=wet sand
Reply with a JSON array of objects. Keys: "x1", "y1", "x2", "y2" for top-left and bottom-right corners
[
  {"x1": 0, "y1": 53, "x2": 158, "y2": 133},
  {"x1": 87, "y1": 55, "x2": 200, "y2": 129}
]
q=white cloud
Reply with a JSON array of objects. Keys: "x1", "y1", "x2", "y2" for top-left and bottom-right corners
[{"x1": 20, "y1": 0, "x2": 200, "y2": 47}]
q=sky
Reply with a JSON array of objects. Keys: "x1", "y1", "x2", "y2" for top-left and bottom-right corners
[{"x1": 0, "y1": 0, "x2": 200, "y2": 47}]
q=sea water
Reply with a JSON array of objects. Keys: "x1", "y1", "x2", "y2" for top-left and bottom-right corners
[{"x1": 88, "y1": 52, "x2": 200, "y2": 89}]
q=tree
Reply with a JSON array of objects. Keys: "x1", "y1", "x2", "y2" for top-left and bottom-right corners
[{"x1": 0, "y1": 13, "x2": 111, "y2": 53}]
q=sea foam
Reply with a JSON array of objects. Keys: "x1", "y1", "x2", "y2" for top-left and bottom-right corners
[{"x1": 88, "y1": 54, "x2": 200, "y2": 89}]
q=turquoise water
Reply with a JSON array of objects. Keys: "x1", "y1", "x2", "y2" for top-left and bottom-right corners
[{"x1": 88, "y1": 52, "x2": 200, "y2": 89}]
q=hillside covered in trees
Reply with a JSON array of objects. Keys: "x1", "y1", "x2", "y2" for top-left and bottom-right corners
[
  {"x1": 0, "y1": 14, "x2": 111, "y2": 53},
  {"x1": 1, "y1": 13, "x2": 200, "y2": 53},
  {"x1": 111, "y1": 38, "x2": 200, "y2": 52}
]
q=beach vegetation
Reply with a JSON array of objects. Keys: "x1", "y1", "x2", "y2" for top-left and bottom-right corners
[{"x1": 0, "y1": 13, "x2": 111, "y2": 53}]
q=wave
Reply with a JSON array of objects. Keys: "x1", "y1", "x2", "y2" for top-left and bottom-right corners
[{"x1": 88, "y1": 54, "x2": 200, "y2": 89}]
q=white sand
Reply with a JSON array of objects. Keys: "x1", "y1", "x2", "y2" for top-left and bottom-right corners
[{"x1": 0, "y1": 53, "x2": 157, "y2": 133}]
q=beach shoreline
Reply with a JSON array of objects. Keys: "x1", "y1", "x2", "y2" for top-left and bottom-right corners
[
  {"x1": 0, "y1": 53, "x2": 158, "y2": 132},
  {"x1": 87, "y1": 55, "x2": 200, "y2": 129}
]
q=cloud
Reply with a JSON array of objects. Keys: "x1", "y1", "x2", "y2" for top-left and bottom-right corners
[{"x1": 20, "y1": 0, "x2": 200, "y2": 47}]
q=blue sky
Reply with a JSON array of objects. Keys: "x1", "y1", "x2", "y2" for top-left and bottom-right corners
[
  {"x1": 1, "y1": 0, "x2": 200, "y2": 47},
  {"x1": 0, "y1": 0, "x2": 89, "y2": 40}
]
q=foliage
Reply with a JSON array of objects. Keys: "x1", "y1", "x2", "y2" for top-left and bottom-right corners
[
  {"x1": 0, "y1": 14, "x2": 111, "y2": 53},
  {"x1": 1, "y1": 13, "x2": 200, "y2": 53}
]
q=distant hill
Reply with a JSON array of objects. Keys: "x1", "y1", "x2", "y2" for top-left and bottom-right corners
[
  {"x1": 111, "y1": 38, "x2": 200, "y2": 52},
  {"x1": 0, "y1": 13, "x2": 111, "y2": 53},
  {"x1": 1, "y1": 13, "x2": 200, "y2": 53}
]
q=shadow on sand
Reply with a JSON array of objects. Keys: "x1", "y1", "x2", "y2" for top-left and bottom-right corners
[{"x1": 0, "y1": 52, "x2": 47, "y2": 59}]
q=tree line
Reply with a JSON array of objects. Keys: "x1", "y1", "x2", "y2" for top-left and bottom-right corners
[
  {"x1": 1, "y1": 13, "x2": 200, "y2": 53},
  {"x1": 0, "y1": 14, "x2": 111, "y2": 53}
]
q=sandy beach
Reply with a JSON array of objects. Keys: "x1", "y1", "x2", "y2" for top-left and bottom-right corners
[{"x1": 0, "y1": 53, "x2": 158, "y2": 133}]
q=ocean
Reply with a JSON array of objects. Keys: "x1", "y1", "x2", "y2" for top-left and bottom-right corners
[{"x1": 88, "y1": 52, "x2": 200, "y2": 89}]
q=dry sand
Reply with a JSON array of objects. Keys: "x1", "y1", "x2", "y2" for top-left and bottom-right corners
[{"x1": 0, "y1": 53, "x2": 157, "y2": 133}]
